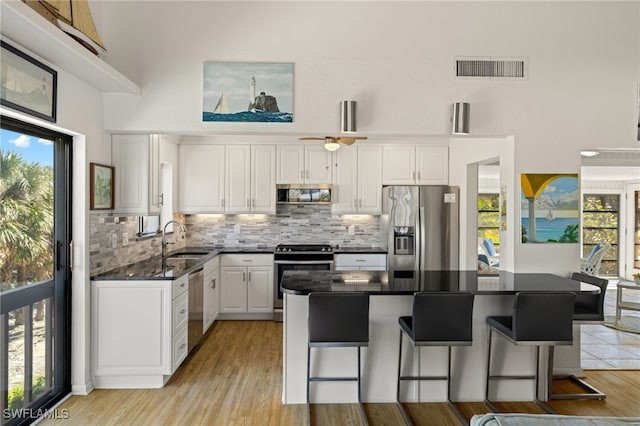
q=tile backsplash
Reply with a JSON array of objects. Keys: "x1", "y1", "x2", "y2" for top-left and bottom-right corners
[{"x1": 90, "y1": 205, "x2": 384, "y2": 276}]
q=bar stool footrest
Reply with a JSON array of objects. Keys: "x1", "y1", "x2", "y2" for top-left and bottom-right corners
[{"x1": 549, "y1": 375, "x2": 606, "y2": 400}]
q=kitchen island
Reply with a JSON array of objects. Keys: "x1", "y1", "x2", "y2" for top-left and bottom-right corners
[{"x1": 280, "y1": 270, "x2": 600, "y2": 405}]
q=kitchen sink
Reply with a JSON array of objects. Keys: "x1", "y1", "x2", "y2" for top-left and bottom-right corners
[{"x1": 165, "y1": 251, "x2": 210, "y2": 260}]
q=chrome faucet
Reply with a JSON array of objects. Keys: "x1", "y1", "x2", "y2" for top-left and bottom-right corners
[{"x1": 162, "y1": 220, "x2": 187, "y2": 258}]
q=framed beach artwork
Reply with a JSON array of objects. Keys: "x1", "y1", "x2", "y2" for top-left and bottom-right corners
[
  {"x1": 0, "y1": 40, "x2": 57, "y2": 122},
  {"x1": 90, "y1": 163, "x2": 114, "y2": 210},
  {"x1": 520, "y1": 173, "x2": 579, "y2": 243},
  {"x1": 202, "y1": 62, "x2": 293, "y2": 123}
]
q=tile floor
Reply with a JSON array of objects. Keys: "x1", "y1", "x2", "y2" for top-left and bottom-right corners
[{"x1": 581, "y1": 280, "x2": 640, "y2": 369}]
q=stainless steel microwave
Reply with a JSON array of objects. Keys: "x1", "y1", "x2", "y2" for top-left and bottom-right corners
[{"x1": 276, "y1": 184, "x2": 332, "y2": 204}]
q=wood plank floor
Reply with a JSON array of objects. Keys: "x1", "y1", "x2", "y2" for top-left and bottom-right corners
[{"x1": 42, "y1": 321, "x2": 640, "y2": 425}]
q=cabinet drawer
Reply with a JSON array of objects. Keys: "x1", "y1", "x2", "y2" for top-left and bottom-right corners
[
  {"x1": 172, "y1": 327, "x2": 188, "y2": 373},
  {"x1": 221, "y1": 254, "x2": 274, "y2": 267},
  {"x1": 334, "y1": 254, "x2": 387, "y2": 269},
  {"x1": 172, "y1": 291, "x2": 188, "y2": 335},
  {"x1": 172, "y1": 275, "x2": 188, "y2": 299},
  {"x1": 203, "y1": 255, "x2": 220, "y2": 276}
]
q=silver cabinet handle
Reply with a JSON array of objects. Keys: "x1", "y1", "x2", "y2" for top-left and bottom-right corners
[
  {"x1": 180, "y1": 309, "x2": 186, "y2": 314},
  {"x1": 180, "y1": 343, "x2": 186, "y2": 349},
  {"x1": 221, "y1": 198, "x2": 225, "y2": 207},
  {"x1": 356, "y1": 259, "x2": 366, "y2": 262},
  {"x1": 359, "y1": 199, "x2": 362, "y2": 207},
  {"x1": 243, "y1": 272, "x2": 246, "y2": 282},
  {"x1": 252, "y1": 199, "x2": 255, "y2": 207},
  {"x1": 211, "y1": 278, "x2": 216, "y2": 290},
  {"x1": 353, "y1": 199, "x2": 357, "y2": 208},
  {"x1": 158, "y1": 193, "x2": 164, "y2": 206},
  {"x1": 248, "y1": 272, "x2": 251, "y2": 282},
  {"x1": 180, "y1": 283, "x2": 185, "y2": 288},
  {"x1": 247, "y1": 198, "x2": 250, "y2": 207}
]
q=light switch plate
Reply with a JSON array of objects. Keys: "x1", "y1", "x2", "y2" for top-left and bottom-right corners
[
  {"x1": 122, "y1": 232, "x2": 129, "y2": 246},
  {"x1": 348, "y1": 225, "x2": 355, "y2": 235},
  {"x1": 111, "y1": 233, "x2": 118, "y2": 248}
]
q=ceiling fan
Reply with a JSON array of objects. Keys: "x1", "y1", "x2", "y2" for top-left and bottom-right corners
[{"x1": 298, "y1": 136, "x2": 368, "y2": 151}]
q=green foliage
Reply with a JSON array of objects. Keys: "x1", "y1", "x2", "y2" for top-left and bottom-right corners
[
  {"x1": 7, "y1": 375, "x2": 47, "y2": 410},
  {"x1": 559, "y1": 224, "x2": 579, "y2": 243},
  {"x1": 0, "y1": 149, "x2": 54, "y2": 290}
]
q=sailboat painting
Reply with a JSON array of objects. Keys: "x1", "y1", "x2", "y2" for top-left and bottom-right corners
[
  {"x1": 202, "y1": 62, "x2": 293, "y2": 122},
  {"x1": 520, "y1": 174, "x2": 579, "y2": 243}
]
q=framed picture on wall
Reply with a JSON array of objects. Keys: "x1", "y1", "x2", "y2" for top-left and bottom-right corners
[
  {"x1": 202, "y1": 62, "x2": 293, "y2": 122},
  {"x1": 90, "y1": 163, "x2": 115, "y2": 210},
  {"x1": 0, "y1": 40, "x2": 57, "y2": 122},
  {"x1": 520, "y1": 173, "x2": 579, "y2": 243}
]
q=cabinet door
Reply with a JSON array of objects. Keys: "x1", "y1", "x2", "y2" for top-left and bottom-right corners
[
  {"x1": 179, "y1": 145, "x2": 225, "y2": 213},
  {"x1": 415, "y1": 146, "x2": 449, "y2": 184},
  {"x1": 277, "y1": 145, "x2": 304, "y2": 183},
  {"x1": 251, "y1": 145, "x2": 276, "y2": 213},
  {"x1": 159, "y1": 135, "x2": 179, "y2": 214},
  {"x1": 332, "y1": 146, "x2": 358, "y2": 214},
  {"x1": 220, "y1": 267, "x2": 247, "y2": 313},
  {"x1": 112, "y1": 134, "x2": 150, "y2": 214},
  {"x1": 247, "y1": 267, "x2": 273, "y2": 313},
  {"x1": 148, "y1": 135, "x2": 161, "y2": 213},
  {"x1": 357, "y1": 146, "x2": 383, "y2": 214},
  {"x1": 203, "y1": 268, "x2": 219, "y2": 332},
  {"x1": 225, "y1": 145, "x2": 251, "y2": 213},
  {"x1": 382, "y1": 146, "x2": 416, "y2": 185},
  {"x1": 305, "y1": 145, "x2": 333, "y2": 183}
]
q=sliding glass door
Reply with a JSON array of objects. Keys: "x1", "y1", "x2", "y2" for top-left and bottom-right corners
[{"x1": 1, "y1": 116, "x2": 71, "y2": 425}]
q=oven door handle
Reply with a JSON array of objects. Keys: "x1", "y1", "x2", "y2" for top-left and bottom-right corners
[{"x1": 274, "y1": 260, "x2": 334, "y2": 265}]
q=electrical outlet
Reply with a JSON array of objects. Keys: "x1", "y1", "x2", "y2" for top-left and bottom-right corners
[
  {"x1": 122, "y1": 232, "x2": 129, "y2": 246},
  {"x1": 348, "y1": 225, "x2": 355, "y2": 235},
  {"x1": 234, "y1": 224, "x2": 241, "y2": 234},
  {"x1": 111, "y1": 233, "x2": 118, "y2": 248}
]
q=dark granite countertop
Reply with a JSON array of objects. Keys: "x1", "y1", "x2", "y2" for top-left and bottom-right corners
[
  {"x1": 92, "y1": 245, "x2": 274, "y2": 281},
  {"x1": 280, "y1": 270, "x2": 601, "y2": 295}
]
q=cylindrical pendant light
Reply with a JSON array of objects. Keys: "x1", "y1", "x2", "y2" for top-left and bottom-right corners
[
  {"x1": 340, "y1": 100, "x2": 357, "y2": 133},
  {"x1": 451, "y1": 102, "x2": 470, "y2": 135}
]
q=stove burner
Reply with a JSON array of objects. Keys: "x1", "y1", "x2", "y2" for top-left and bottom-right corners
[{"x1": 275, "y1": 244, "x2": 333, "y2": 253}]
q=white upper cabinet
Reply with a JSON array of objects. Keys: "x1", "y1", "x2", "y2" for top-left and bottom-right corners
[
  {"x1": 179, "y1": 145, "x2": 225, "y2": 213},
  {"x1": 333, "y1": 145, "x2": 383, "y2": 214},
  {"x1": 382, "y1": 145, "x2": 448, "y2": 185},
  {"x1": 251, "y1": 145, "x2": 277, "y2": 213},
  {"x1": 225, "y1": 145, "x2": 276, "y2": 214},
  {"x1": 277, "y1": 144, "x2": 333, "y2": 184},
  {"x1": 112, "y1": 134, "x2": 162, "y2": 215}
]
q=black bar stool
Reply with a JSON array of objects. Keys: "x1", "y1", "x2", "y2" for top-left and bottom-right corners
[
  {"x1": 485, "y1": 292, "x2": 575, "y2": 414},
  {"x1": 306, "y1": 292, "x2": 370, "y2": 426},
  {"x1": 548, "y1": 272, "x2": 608, "y2": 400},
  {"x1": 397, "y1": 292, "x2": 475, "y2": 425}
]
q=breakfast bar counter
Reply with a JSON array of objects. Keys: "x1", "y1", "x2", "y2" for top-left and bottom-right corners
[{"x1": 280, "y1": 270, "x2": 600, "y2": 405}]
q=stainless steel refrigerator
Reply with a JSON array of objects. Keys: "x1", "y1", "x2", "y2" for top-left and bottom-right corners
[{"x1": 382, "y1": 186, "x2": 460, "y2": 275}]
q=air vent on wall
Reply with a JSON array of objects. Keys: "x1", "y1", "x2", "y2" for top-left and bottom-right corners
[{"x1": 455, "y1": 57, "x2": 527, "y2": 79}]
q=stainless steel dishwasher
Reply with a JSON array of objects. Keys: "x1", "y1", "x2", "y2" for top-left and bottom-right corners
[{"x1": 188, "y1": 267, "x2": 204, "y2": 352}]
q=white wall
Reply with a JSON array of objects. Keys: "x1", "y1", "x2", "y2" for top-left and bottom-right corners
[
  {"x1": 98, "y1": 1, "x2": 639, "y2": 276},
  {"x1": 0, "y1": 38, "x2": 107, "y2": 395},
  {"x1": 100, "y1": 1, "x2": 638, "y2": 147}
]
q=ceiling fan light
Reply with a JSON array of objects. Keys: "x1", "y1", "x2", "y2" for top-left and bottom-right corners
[
  {"x1": 340, "y1": 100, "x2": 357, "y2": 133},
  {"x1": 324, "y1": 140, "x2": 340, "y2": 151}
]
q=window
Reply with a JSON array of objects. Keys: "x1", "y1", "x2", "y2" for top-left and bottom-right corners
[
  {"x1": 1, "y1": 116, "x2": 72, "y2": 425},
  {"x1": 582, "y1": 194, "x2": 619, "y2": 276},
  {"x1": 478, "y1": 193, "x2": 500, "y2": 252}
]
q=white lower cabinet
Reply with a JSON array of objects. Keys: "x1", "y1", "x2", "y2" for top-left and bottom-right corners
[
  {"x1": 219, "y1": 254, "x2": 274, "y2": 319},
  {"x1": 91, "y1": 274, "x2": 189, "y2": 388},
  {"x1": 334, "y1": 253, "x2": 387, "y2": 271},
  {"x1": 203, "y1": 256, "x2": 220, "y2": 332}
]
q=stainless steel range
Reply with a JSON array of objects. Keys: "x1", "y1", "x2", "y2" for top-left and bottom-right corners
[{"x1": 273, "y1": 244, "x2": 334, "y2": 322}]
